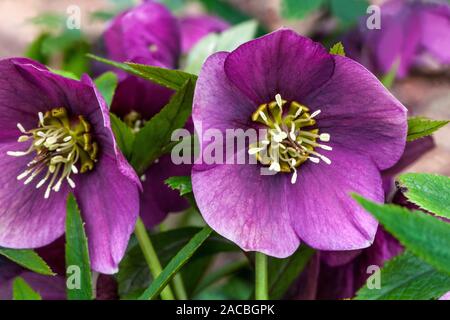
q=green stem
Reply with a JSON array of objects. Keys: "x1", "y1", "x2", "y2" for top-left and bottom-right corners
[
  {"x1": 255, "y1": 252, "x2": 269, "y2": 300},
  {"x1": 172, "y1": 274, "x2": 188, "y2": 300},
  {"x1": 134, "y1": 218, "x2": 175, "y2": 300}
]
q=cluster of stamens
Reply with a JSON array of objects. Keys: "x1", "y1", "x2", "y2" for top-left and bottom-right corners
[
  {"x1": 7, "y1": 108, "x2": 98, "y2": 199},
  {"x1": 248, "y1": 94, "x2": 332, "y2": 184}
]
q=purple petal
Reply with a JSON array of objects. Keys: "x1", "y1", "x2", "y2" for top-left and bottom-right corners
[
  {"x1": 180, "y1": 15, "x2": 229, "y2": 54},
  {"x1": 0, "y1": 140, "x2": 67, "y2": 248},
  {"x1": 104, "y1": 1, "x2": 181, "y2": 68},
  {"x1": 111, "y1": 74, "x2": 174, "y2": 120},
  {"x1": 140, "y1": 155, "x2": 191, "y2": 228},
  {"x1": 74, "y1": 154, "x2": 140, "y2": 274},
  {"x1": 287, "y1": 148, "x2": 381, "y2": 251},
  {"x1": 0, "y1": 58, "x2": 56, "y2": 141},
  {"x1": 304, "y1": 55, "x2": 407, "y2": 171},
  {"x1": 320, "y1": 250, "x2": 362, "y2": 267},
  {"x1": 419, "y1": 5, "x2": 450, "y2": 64},
  {"x1": 0, "y1": 272, "x2": 66, "y2": 300},
  {"x1": 193, "y1": 51, "x2": 256, "y2": 135},
  {"x1": 223, "y1": 28, "x2": 335, "y2": 104},
  {"x1": 192, "y1": 159, "x2": 300, "y2": 258}
]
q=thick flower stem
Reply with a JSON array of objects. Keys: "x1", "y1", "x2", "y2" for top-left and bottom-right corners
[
  {"x1": 255, "y1": 252, "x2": 269, "y2": 300},
  {"x1": 134, "y1": 218, "x2": 175, "y2": 300}
]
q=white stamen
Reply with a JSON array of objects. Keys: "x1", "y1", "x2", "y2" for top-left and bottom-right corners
[
  {"x1": 71, "y1": 165, "x2": 78, "y2": 174},
  {"x1": 291, "y1": 168, "x2": 298, "y2": 184},
  {"x1": 248, "y1": 147, "x2": 265, "y2": 155},
  {"x1": 261, "y1": 140, "x2": 270, "y2": 145},
  {"x1": 310, "y1": 110, "x2": 321, "y2": 118},
  {"x1": 259, "y1": 111, "x2": 269, "y2": 124},
  {"x1": 38, "y1": 112, "x2": 44, "y2": 125},
  {"x1": 63, "y1": 136, "x2": 72, "y2": 142},
  {"x1": 309, "y1": 157, "x2": 320, "y2": 164},
  {"x1": 289, "y1": 122, "x2": 296, "y2": 140},
  {"x1": 319, "y1": 133, "x2": 330, "y2": 142},
  {"x1": 275, "y1": 94, "x2": 283, "y2": 109},
  {"x1": 140, "y1": 174, "x2": 147, "y2": 182},
  {"x1": 17, "y1": 123, "x2": 26, "y2": 133},
  {"x1": 294, "y1": 106, "x2": 303, "y2": 118},
  {"x1": 269, "y1": 161, "x2": 281, "y2": 172},
  {"x1": 17, "y1": 170, "x2": 32, "y2": 180},
  {"x1": 319, "y1": 145, "x2": 333, "y2": 151},
  {"x1": 67, "y1": 177, "x2": 76, "y2": 188}
]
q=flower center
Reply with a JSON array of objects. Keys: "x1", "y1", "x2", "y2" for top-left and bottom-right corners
[
  {"x1": 7, "y1": 108, "x2": 98, "y2": 199},
  {"x1": 123, "y1": 110, "x2": 145, "y2": 133},
  {"x1": 249, "y1": 94, "x2": 332, "y2": 184}
]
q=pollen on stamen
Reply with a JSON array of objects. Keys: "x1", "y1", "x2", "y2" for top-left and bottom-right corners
[
  {"x1": 310, "y1": 110, "x2": 321, "y2": 118},
  {"x1": 275, "y1": 94, "x2": 283, "y2": 108},
  {"x1": 17, "y1": 123, "x2": 27, "y2": 133}
]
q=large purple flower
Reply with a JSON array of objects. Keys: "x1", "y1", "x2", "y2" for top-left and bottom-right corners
[
  {"x1": 0, "y1": 58, "x2": 140, "y2": 274},
  {"x1": 345, "y1": 0, "x2": 450, "y2": 78},
  {"x1": 102, "y1": 1, "x2": 228, "y2": 227},
  {"x1": 191, "y1": 29, "x2": 407, "y2": 257}
]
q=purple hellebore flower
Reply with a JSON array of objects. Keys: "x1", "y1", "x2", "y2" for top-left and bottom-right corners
[
  {"x1": 0, "y1": 58, "x2": 140, "y2": 274},
  {"x1": 179, "y1": 15, "x2": 230, "y2": 54},
  {"x1": 191, "y1": 29, "x2": 407, "y2": 257},
  {"x1": 0, "y1": 237, "x2": 119, "y2": 300},
  {"x1": 103, "y1": 1, "x2": 187, "y2": 227},
  {"x1": 103, "y1": 1, "x2": 227, "y2": 227},
  {"x1": 345, "y1": 0, "x2": 450, "y2": 78}
]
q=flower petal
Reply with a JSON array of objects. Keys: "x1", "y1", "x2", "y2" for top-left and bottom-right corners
[
  {"x1": 304, "y1": 55, "x2": 407, "y2": 171},
  {"x1": 180, "y1": 15, "x2": 229, "y2": 54},
  {"x1": 140, "y1": 155, "x2": 190, "y2": 228},
  {"x1": 104, "y1": 1, "x2": 181, "y2": 68},
  {"x1": 223, "y1": 28, "x2": 335, "y2": 104},
  {"x1": 288, "y1": 148, "x2": 382, "y2": 251},
  {"x1": 0, "y1": 58, "x2": 54, "y2": 141},
  {"x1": 192, "y1": 157, "x2": 300, "y2": 258},
  {"x1": 74, "y1": 154, "x2": 140, "y2": 274},
  {"x1": 0, "y1": 140, "x2": 67, "y2": 248},
  {"x1": 194, "y1": 51, "x2": 256, "y2": 133}
]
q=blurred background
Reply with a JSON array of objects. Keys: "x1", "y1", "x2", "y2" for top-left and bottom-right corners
[{"x1": 0, "y1": 0, "x2": 448, "y2": 176}]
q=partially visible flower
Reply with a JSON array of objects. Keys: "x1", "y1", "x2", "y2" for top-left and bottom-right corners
[
  {"x1": 287, "y1": 137, "x2": 435, "y2": 300},
  {"x1": 103, "y1": 1, "x2": 192, "y2": 227},
  {"x1": 191, "y1": 29, "x2": 407, "y2": 257},
  {"x1": 0, "y1": 237, "x2": 118, "y2": 300},
  {"x1": 0, "y1": 58, "x2": 140, "y2": 274},
  {"x1": 179, "y1": 15, "x2": 230, "y2": 54},
  {"x1": 345, "y1": 0, "x2": 450, "y2": 78}
]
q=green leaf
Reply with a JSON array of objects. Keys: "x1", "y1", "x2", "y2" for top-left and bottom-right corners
[
  {"x1": 397, "y1": 173, "x2": 450, "y2": 219},
  {"x1": 281, "y1": 0, "x2": 326, "y2": 19},
  {"x1": 353, "y1": 194, "x2": 450, "y2": 275},
  {"x1": 269, "y1": 245, "x2": 315, "y2": 299},
  {"x1": 130, "y1": 78, "x2": 195, "y2": 174},
  {"x1": 165, "y1": 176, "x2": 192, "y2": 196},
  {"x1": 0, "y1": 248, "x2": 54, "y2": 276},
  {"x1": 87, "y1": 54, "x2": 197, "y2": 90},
  {"x1": 138, "y1": 226, "x2": 213, "y2": 300},
  {"x1": 126, "y1": 62, "x2": 197, "y2": 90},
  {"x1": 407, "y1": 117, "x2": 449, "y2": 142},
  {"x1": 184, "y1": 20, "x2": 258, "y2": 75},
  {"x1": 199, "y1": 0, "x2": 251, "y2": 24},
  {"x1": 25, "y1": 33, "x2": 51, "y2": 64},
  {"x1": 184, "y1": 34, "x2": 219, "y2": 75},
  {"x1": 329, "y1": 42, "x2": 346, "y2": 56},
  {"x1": 94, "y1": 72, "x2": 118, "y2": 107},
  {"x1": 329, "y1": 0, "x2": 369, "y2": 27},
  {"x1": 117, "y1": 227, "x2": 238, "y2": 299},
  {"x1": 65, "y1": 194, "x2": 93, "y2": 300},
  {"x1": 355, "y1": 251, "x2": 450, "y2": 300},
  {"x1": 380, "y1": 57, "x2": 400, "y2": 88},
  {"x1": 49, "y1": 68, "x2": 79, "y2": 80},
  {"x1": 12, "y1": 277, "x2": 42, "y2": 300},
  {"x1": 110, "y1": 113, "x2": 135, "y2": 160}
]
